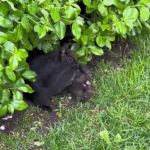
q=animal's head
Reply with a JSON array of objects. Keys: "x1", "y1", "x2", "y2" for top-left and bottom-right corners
[{"x1": 71, "y1": 67, "x2": 93, "y2": 102}]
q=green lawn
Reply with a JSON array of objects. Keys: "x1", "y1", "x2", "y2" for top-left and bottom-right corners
[{"x1": 0, "y1": 32, "x2": 150, "y2": 150}]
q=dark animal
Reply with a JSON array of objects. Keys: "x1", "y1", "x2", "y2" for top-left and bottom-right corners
[
  {"x1": 27, "y1": 44, "x2": 93, "y2": 109},
  {"x1": 66, "y1": 65, "x2": 92, "y2": 102}
]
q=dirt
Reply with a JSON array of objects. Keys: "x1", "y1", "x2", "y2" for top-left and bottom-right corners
[
  {"x1": 0, "y1": 40, "x2": 131, "y2": 134},
  {"x1": 104, "y1": 40, "x2": 131, "y2": 64},
  {"x1": 0, "y1": 97, "x2": 73, "y2": 134},
  {"x1": 0, "y1": 111, "x2": 24, "y2": 134},
  {"x1": 89, "y1": 40, "x2": 131, "y2": 68},
  {"x1": 0, "y1": 102, "x2": 55, "y2": 134}
]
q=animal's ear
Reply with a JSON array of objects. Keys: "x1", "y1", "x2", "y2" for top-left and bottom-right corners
[
  {"x1": 62, "y1": 43, "x2": 70, "y2": 51},
  {"x1": 60, "y1": 43, "x2": 77, "y2": 63},
  {"x1": 60, "y1": 43, "x2": 67, "y2": 61}
]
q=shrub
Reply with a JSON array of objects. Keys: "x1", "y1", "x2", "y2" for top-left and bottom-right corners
[{"x1": 0, "y1": 0, "x2": 150, "y2": 116}]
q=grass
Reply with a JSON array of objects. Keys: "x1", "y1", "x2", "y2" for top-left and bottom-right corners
[{"x1": 0, "y1": 32, "x2": 150, "y2": 150}]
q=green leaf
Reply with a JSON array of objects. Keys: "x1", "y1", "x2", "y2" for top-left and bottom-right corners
[
  {"x1": 123, "y1": 7, "x2": 138, "y2": 28},
  {"x1": 13, "y1": 91, "x2": 23, "y2": 100},
  {"x1": 140, "y1": 7, "x2": 150, "y2": 22},
  {"x1": 0, "y1": 105, "x2": 7, "y2": 116},
  {"x1": 105, "y1": 40, "x2": 111, "y2": 49},
  {"x1": 0, "y1": 72, "x2": 3, "y2": 80},
  {"x1": 18, "y1": 49, "x2": 28, "y2": 59},
  {"x1": 21, "y1": 15, "x2": 30, "y2": 32},
  {"x1": 100, "y1": 130, "x2": 110, "y2": 144},
  {"x1": 83, "y1": 0, "x2": 91, "y2": 7},
  {"x1": 5, "y1": 1, "x2": 17, "y2": 11},
  {"x1": 0, "y1": 16, "x2": 12, "y2": 28},
  {"x1": 75, "y1": 16, "x2": 84, "y2": 26},
  {"x1": 15, "y1": 25, "x2": 24, "y2": 41},
  {"x1": 81, "y1": 35, "x2": 88, "y2": 45},
  {"x1": 27, "y1": 2, "x2": 39, "y2": 15},
  {"x1": 76, "y1": 47, "x2": 86, "y2": 57},
  {"x1": 9, "y1": 55, "x2": 18, "y2": 70},
  {"x1": 54, "y1": 21, "x2": 66, "y2": 40},
  {"x1": 22, "y1": 70, "x2": 36, "y2": 81},
  {"x1": 0, "y1": 32, "x2": 8, "y2": 44},
  {"x1": 0, "y1": 3, "x2": 9, "y2": 16},
  {"x1": 64, "y1": 6, "x2": 76, "y2": 19},
  {"x1": 114, "y1": 134, "x2": 122, "y2": 143},
  {"x1": 140, "y1": 0, "x2": 150, "y2": 7},
  {"x1": 98, "y1": 4, "x2": 108, "y2": 16},
  {"x1": 96, "y1": 36, "x2": 106, "y2": 47},
  {"x1": 7, "y1": 25, "x2": 23, "y2": 42},
  {"x1": 41, "y1": 9, "x2": 49, "y2": 18},
  {"x1": 37, "y1": 0, "x2": 47, "y2": 4},
  {"x1": 11, "y1": 91, "x2": 27, "y2": 111},
  {"x1": 101, "y1": 24, "x2": 111, "y2": 31},
  {"x1": 21, "y1": 36, "x2": 33, "y2": 50},
  {"x1": 5, "y1": 67, "x2": 16, "y2": 81},
  {"x1": 8, "y1": 103, "x2": 15, "y2": 113},
  {"x1": 18, "y1": 84, "x2": 33, "y2": 93},
  {"x1": 13, "y1": 100, "x2": 28, "y2": 111},
  {"x1": 103, "y1": 0, "x2": 125, "y2": 9},
  {"x1": 106, "y1": 35, "x2": 115, "y2": 42},
  {"x1": 88, "y1": 45, "x2": 104, "y2": 55},
  {"x1": 15, "y1": 78, "x2": 25, "y2": 87},
  {"x1": 50, "y1": 7, "x2": 60, "y2": 23},
  {"x1": 15, "y1": 48, "x2": 28, "y2": 61},
  {"x1": 103, "y1": 0, "x2": 114, "y2": 6},
  {"x1": 15, "y1": 62, "x2": 29, "y2": 73},
  {"x1": 115, "y1": 21, "x2": 127, "y2": 35},
  {"x1": 18, "y1": 0, "x2": 29, "y2": 5},
  {"x1": 0, "y1": 64, "x2": 4, "y2": 71},
  {"x1": 9, "y1": 10, "x2": 23, "y2": 22},
  {"x1": 113, "y1": 0, "x2": 125, "y2": 9},
  {"x1": 88, "y1": 23, "x2": 99, "y2": 34},
  {"x1": 0, "y1": 89, "x2": 10, "y2": 103},
  {"x1": 72, "y1": 23, "x2": 81, "y2": 39},
  {"x1": 33, "y1": 141, "x2": 45, "y2": 147},
  {"x1": 34, "y1": 24, "x2": 47, "y2": 39},
  {"x1": 4, "y1": 41, "x2": 15, "y2": 52},
  {"x1": 144, "y1": 22, "x2": 150, "y2": 29},
  {"x1": 42, "y1": 42, "x2": 53, "y2": 53},
  {"x1": 123, "y1": 7, "x2": 138, "y2": 21}
]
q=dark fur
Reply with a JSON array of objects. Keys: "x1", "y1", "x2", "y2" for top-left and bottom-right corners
[{"x1": 27, "y1": 44, "x2": 93, "y2": 109}]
